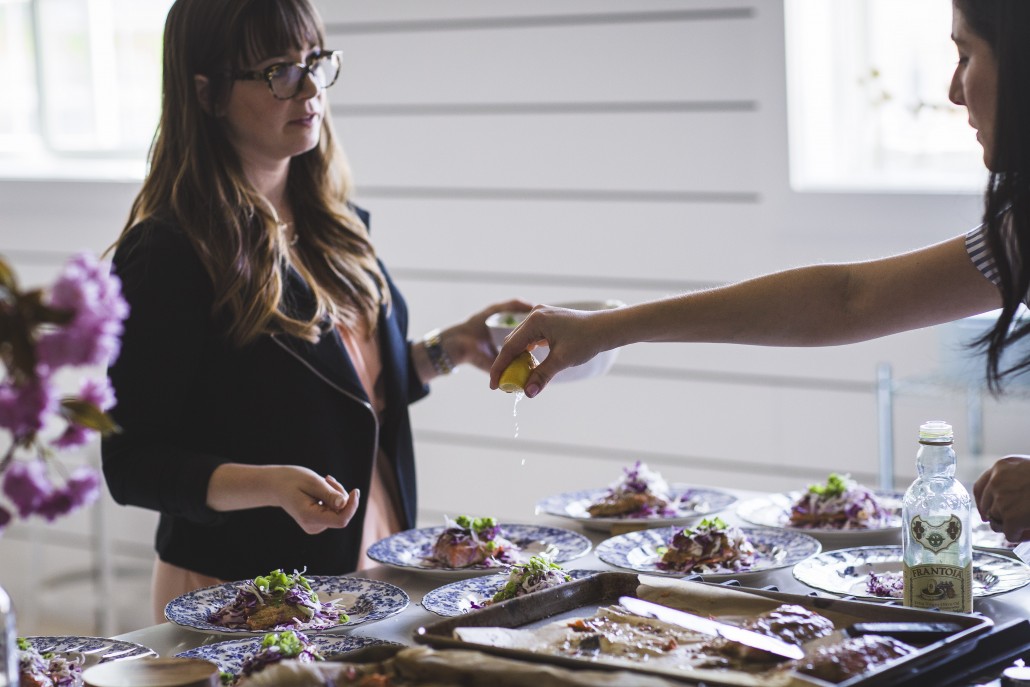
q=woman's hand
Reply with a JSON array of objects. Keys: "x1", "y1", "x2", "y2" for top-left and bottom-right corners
[
  {"x1": 488, "y1": 305, "x2": 614, "y2": 397},
  {"x1": 974, "y1": 455, "x2": 1030, "y2": 542},
  {"x1": 207, "y1": 464, "x2": 360, "y2": 535},
  {"x1": 415, "y1": 299, "x2": 534, "y2": 381}
]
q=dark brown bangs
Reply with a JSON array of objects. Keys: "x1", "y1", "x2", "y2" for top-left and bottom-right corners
[{"x1": 235, "y1": 0, "x2": 325, "y2": 68}]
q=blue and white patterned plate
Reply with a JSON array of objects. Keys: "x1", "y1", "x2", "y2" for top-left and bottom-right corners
[
  {"x1": 793, "y1": 545, "x2": 1030, "y2": 601},
  {"x1": 366, "y1": 524, "x2": 592, "y2": 575},
  {"x1": 736, "y1": 491, "x2": 904, "y2": 546},
  {"x1": 176, "y1": 634, "x2": 399, "y2": 679},
  {"x1": 20, "y1": 636, "x2": 156, "y2": 671},
  {"x1": 595, "y1": 525, "x2": 821, "y2": 579},
  {"x1": 421, "y1": 569, "x2": 600, "y2": 616},
  {"x1": 165, "y1": 576, "x2": 409, "y2": 636},
  {"x1": 536, "y1": 485, "x2": 738, "y2": 532}
]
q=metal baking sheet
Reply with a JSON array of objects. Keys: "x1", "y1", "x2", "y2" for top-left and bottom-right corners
[{"x1": 413, "y1": 572, "x2": 993, "y2": 687}]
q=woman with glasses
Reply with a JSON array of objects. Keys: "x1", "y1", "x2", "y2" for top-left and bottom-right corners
[
  {"x1": 491, "y1": 1, "x2": 1030, "y2": 542},
  {"x1": 103, "y1": 0, "x2": 527, "y2": 621}
]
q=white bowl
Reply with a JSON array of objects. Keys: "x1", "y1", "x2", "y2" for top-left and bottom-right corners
[{"x1": 486, "y1": 299, "x2": 625, "y2": 383}]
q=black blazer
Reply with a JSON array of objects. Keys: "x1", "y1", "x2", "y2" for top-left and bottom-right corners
[{"x1": 102, "y1": 209, "x2": 428, "y2": 580}]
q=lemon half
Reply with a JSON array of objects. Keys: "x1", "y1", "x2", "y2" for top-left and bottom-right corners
[{"x1": 498, "y1": 351, "x2": 538, "y2": 393}]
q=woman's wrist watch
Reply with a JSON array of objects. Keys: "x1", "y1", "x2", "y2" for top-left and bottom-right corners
[{"x1": 423, "y1": 328, "x2": 454, "y2": 375}]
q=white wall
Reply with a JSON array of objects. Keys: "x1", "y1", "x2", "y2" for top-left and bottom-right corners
[{"x1": 0, "y1": 0, "x2": 1014, "y2": 636}]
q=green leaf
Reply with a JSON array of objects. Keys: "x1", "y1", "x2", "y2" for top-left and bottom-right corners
[
  {"x1": 60, "y1": 398, "x2": 121, "y2": 435},
  {"x1": 0, "y1": 257, "x2": 17, "y2": 293}
]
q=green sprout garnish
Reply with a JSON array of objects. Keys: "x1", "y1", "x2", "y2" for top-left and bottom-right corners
[
  {"x1": 259, "y1": 630, "x2": 307, "y2": 658},
  {"x1": 682, "y1": 516, "x2": 727, "y2": 535},
  {"x1": 16, "y1": 638, "x2": 28, "y2": 651},
  {"x1": 454, "y1": 515, "x2": 497, "y2": 534},
  {"x1": 808, "y1": 473, "x2": 848, "y2": 498},
  {"x1": 492, "y1": 555, "x2": 570, "y2": 602},
  {"x1": 253, "y1": 569, "x2": 315, "y2": 603},
  {"x1": 500, "y1": 314, "x2": 520, "y2": 327}
]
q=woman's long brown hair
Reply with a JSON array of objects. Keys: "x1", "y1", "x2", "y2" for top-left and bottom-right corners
[
  {"x1": 956, "y1": 0, "x2": 1030, "y2": 391},
  {"x1": 117, "y1": 0, "x2": 389, "y2": 346}
]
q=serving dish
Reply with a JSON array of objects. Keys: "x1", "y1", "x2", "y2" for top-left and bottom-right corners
[
  {"x1": 366, "y1": 523, "x2": 591, "y2": 575},
  {"x1": 175, "y1": 634, "x2": 400, "y2": 678},
  {"x1": 486, "y1": 299, "x2": 625, "y2": 383},
  {"x1": 537, "y1": 484, "x2": 738, "y2": 533},
  {"x1": 18, "y1": 635, "x2": 156, "y2": 669},
  {"x1": 595, "y1": 525, "x2": 820, "y2": 579},
  {"x1": 421, "y1": 569, "x2": 599, "y2": 617},
  {"x1": 736, "y1": 490, "x2": 903, "y2": 546},
  {"x1": 792, "y1": 545, "x2": 1030, "y2": 601},
  {"x1": 415, "y1": 572, "x2": 994, "y2": 687},
  {"x1": 164, "y1": 576, "x2": 409, "y2": 636}
]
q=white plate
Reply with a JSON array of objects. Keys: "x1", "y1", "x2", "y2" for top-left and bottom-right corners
[
  {"x1": 366, "y1": 523, "x2": 592, "y2": 575},
  {"x1": 421, "y1": 569, "x2": 600, "y2": 616},
  {"x1": 792, "y1": 545, "x2": 1030, "y2": 601},
  {"x1": 19, "y1": 636, "x2": 156, "y2": 675},
  {"x1": 176, "y1": 634, "x2": 399, "y2": 679},
  {"x1": 736, "y1": 491, "x2": 903, "y2": 546},
  {"x1": 164, "y1": 576, "x2": 409, "y2": 636},
  {"x1": 536, "y1": 485, "x2": 738, "y2": 532},
  {"x1": 594, "y1": 525, "x2": 821, "y2": 579}
]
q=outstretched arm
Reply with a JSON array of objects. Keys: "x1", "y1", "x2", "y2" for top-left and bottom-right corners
[{"x1": 491, "y1": 235, "x2": 1001, "y2": 396}]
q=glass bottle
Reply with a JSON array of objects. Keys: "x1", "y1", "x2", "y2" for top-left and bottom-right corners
[
  {"x1": 0, "y1": 582, "x2": 14, "y2": 687},
  {"x1": 902, "y1": 420, "x2": 973, "y2": 612}
]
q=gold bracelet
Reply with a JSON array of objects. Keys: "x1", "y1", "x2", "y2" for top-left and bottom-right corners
[{"x1": 423, "y1": 329, "x2": 454, "y2": 375}]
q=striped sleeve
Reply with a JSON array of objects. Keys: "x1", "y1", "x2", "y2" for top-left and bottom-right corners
[{"x1": 965, "y1": 223, "x2": 1000, "y2": 286}]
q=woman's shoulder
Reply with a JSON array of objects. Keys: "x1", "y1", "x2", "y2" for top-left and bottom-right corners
[{"x1": 113, "y1": 216, "x2": 211, "y2": 293}]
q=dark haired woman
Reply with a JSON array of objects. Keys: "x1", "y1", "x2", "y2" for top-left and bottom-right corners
[
  {"x1": 102, "y1": 0, "x2": 527, "y2": 621},
  {"x1": 491, "y1": 0, "x2": 1030, "y2": 541}
]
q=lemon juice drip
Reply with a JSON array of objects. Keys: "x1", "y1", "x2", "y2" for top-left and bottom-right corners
[{"x1": 513, "y1": 391, "x2": 523, "y2": 442}]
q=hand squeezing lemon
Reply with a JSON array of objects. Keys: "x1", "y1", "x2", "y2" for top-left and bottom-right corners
[{"x1": 498, "y1": 351, "x2": 539, "y2": 393}]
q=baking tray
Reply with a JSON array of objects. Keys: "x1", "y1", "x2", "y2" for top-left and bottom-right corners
[{"x1": 413, "y1": 572, "x2": 994, "y2": 687}]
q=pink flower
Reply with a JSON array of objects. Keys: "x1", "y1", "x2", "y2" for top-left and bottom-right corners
[
  {"x1": 35, "y1": 252, "x2": 129, "y2": 369},
  {"x1": 35, "y1": 468, "x2": 100, "y2": 521},
  {"x1": 0, "y1": 378, "x2": 57, "y2": 442},
  {"x1": 79, "y1": 377, "x2": 116, "y2": 411},
  {"x1": 2, "y1": 459, "x2": 54, "y2": 518},
  {"x1": 52, "y1": 377, "x2": 117, "y2": 449}
]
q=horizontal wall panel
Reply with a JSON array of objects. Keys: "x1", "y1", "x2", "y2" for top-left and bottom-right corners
[
  {"x1": 409, "y1": 362, "x2": 883, "y2": 476},
  {"x1": 318, "y1": 1, "x2": 754, "y2": 24},
  {"x1": 336, "y1": 111, "x2": 761, "y2": 194},
  {"x1": 358, "y1": 197, "x2": 966, "y2": 286},
  {"x1": 327, "y1": 13, "x2": 759, "y2": 105},
  {"x1": 0, "y1": 180, "x2": 139, "y2": 253}
]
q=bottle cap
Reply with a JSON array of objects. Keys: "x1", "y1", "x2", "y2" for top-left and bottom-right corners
[{"x1": 919, "y1": 420, "x2": 953, "y2": 443}]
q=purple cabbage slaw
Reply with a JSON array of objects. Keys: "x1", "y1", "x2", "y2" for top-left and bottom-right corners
[
  {"x1": 655, "y1": 517, "x2": 756, "y2": 573},
  {"x1": 207, "y1": 569, "x2": 346, "y2": 631},
  {"x1": 866, "y1": 571, "x2": 904, "y2": 598},
  {"x1": 593, "y1": 461, "x2": 692, "y2": 518},
  {"x1": 433, "y1": 515, "x2": 519, "y2": 568},
  {"x1": 232, "y1": 630, "x2": 323, "y2": 684},
  {"x1": 789, "y1": 474, "x2": 892, "y2": 530},
  {"x1": 17, "y1": 639, "x2": 81, "y2": 687}
]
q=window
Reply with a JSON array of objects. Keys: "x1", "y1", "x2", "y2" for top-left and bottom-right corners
[
  {"x1": 785, "y1": 0, "x2": 988, "y2": 193},
  {"x1": 0, "y1": 0, "x2": 172, "y2": 180}
]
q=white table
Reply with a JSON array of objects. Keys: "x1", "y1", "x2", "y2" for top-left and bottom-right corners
[{"x1": 113, "y1": 499, "x2": 1030, "y2": 681}]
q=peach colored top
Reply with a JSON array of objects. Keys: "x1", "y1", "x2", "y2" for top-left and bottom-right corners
[{"x1": 149, "y1": 320, "x2": 405, "y2": 623}]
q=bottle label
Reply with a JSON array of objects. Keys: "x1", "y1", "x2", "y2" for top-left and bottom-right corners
[
  {"x1": 910, "y1": 514, "x2": 962, "y2": 554},
  {"x1": 903, "y1": 562, "x2": 973, "y2": 612}
]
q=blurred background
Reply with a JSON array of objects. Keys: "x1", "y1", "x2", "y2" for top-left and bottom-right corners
[{"x1": 1, "y1": 0, "x2": 1024, "y2": 638}]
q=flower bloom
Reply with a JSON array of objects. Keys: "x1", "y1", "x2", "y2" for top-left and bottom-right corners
[
  {"x1": 2, "y1": 459, "x2": 54, "y2": 518},
  {"x1": 0, "y1": 378, "x2": 57, "y2": 443},
  {"x1": 0, "y1": 505, "x2": 10, "y2": 533},
  {"x1": 35, "y1": 252, "x2": 129, "y2": 369}
]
